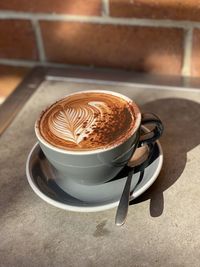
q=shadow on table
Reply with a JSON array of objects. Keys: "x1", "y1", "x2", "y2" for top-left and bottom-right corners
[{"x1": 130, "y1": 97, "x2": 200, "y2": 217}]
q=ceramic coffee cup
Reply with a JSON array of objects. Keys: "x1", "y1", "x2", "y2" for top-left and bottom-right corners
[{"x1": 35, "y1": 90, "x2": 163, "y2": 186}]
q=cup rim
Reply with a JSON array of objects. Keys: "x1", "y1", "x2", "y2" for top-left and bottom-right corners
[{"x1": 35, "y1": 90, "x2": 142, "y2": 155}]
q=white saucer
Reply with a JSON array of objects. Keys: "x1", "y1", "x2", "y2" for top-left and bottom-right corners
[{"x1": 26, "y1": 142, "x2": 163, "y2": 212}]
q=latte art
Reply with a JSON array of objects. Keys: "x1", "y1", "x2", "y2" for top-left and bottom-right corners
[
  {"x1": 38, "y1": 91, "x2": 140, "y2": 151},
  {"x1": 48, "y1": 101, "x2": 109, "y2": 145}
]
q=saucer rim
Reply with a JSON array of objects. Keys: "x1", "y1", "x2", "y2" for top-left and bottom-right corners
[{"x1": 26, "y1": 141, "x2": 163, "y2": 212}]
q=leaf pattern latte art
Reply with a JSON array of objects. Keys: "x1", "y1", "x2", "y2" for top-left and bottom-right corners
[{"x1": 48, "y1": 101, "x2": 108, "y2": 145}]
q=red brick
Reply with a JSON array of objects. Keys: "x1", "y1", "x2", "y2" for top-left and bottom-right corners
[
  {"x1": 0, "y1": 20, "x2": 38, "y2": 60},
  {"x1": 40, "y1": 21, "x2": 183, "y2": 75},
  {"x1": 0, "y1": 65, "x2": 30, "y2": 98},
  {"x1": 191, "y1": 29, "x2": 200, "y2": 76},
  {"x1": 0, "y1": 0, "x2": 102, "y2": 16},
  {"x1": 110, "y1": 0, "x2": 200, "y2": 21}
]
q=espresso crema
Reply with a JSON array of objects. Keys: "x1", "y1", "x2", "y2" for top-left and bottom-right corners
[{"x1": 38, "y1": 92, "x2": 140, "y2": 151}]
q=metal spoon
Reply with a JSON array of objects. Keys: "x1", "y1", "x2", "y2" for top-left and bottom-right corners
[{"x1": 115, "y1": 145, "x2": 150, "y2": 226}]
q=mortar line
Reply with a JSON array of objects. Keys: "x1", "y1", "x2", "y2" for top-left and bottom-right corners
[
  {"x1": 0, "y1": 59, "x2": 37, "y2": 67},
  {"x1": 31, "y1": 19, "x2": 46, "y2": 62},
  {"x1": 182, "y1": 28, "x2": 193, "y2": 77},
  {"x1": 102, "y1": 0, "x2": 109, "y2": 16},
  {"x1": 0, "y1": 58, "x2": 94, "y2": 69},
  {"x1": 0, "y1": 11, "x2": 200, "y2": 29}
]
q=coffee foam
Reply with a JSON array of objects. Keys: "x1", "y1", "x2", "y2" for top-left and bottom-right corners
[
  {"x1": 48, "y1": 101, "x2": 109, "y2": 145},
  {"x1": 38, "y1": 91, "x2": 140, "y2": 151}
]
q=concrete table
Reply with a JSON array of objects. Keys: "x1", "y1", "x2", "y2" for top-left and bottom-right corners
[{"x1": 0, "y1": 68, "x2": 200, "y2": 267}]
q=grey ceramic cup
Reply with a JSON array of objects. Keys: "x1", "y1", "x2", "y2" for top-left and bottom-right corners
[{"x1": 35, "y1": 90, "x2": 163, "y2": 186}]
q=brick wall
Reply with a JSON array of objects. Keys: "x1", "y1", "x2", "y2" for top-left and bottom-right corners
[{"x1": 0, "y1": 0, "x2": 200, "y2": 76}]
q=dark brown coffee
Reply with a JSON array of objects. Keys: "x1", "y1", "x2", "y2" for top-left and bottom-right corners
[{"x1": 38, "y1": 91, "x2": 140, "y2": 151}]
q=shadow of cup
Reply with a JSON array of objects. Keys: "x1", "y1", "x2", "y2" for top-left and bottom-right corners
[{"x1": 130, "y1": 98, "x2": 200, "y2": 217}]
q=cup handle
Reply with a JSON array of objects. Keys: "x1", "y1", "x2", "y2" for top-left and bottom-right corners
[{"x1": 128, "y1": 113, "x2": 163, "y2": 167}]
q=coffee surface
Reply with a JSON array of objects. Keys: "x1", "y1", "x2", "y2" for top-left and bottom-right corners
[{"x1": 38, "y1": 92, "x2": 139, "y2": 151}]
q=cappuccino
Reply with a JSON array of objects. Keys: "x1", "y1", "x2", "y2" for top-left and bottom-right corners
[{"x1": 37, "y1": 91, "x2": 140, "y2": 151}]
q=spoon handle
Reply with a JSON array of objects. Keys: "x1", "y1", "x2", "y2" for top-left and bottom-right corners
[{"x1": 115, "y1": 169, "x2": 134, "y2": 226}]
